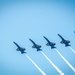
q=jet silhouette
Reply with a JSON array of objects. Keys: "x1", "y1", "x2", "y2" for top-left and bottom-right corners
[
  {"x1": 13, "y1": 42, "x2": 26, "y2": 54},
  {"x1": 58, "y1": 34, "x2": 71, "y2": 47},
  {"x1": 29, "y1": 39, "x2": 42, "y2": 51},
  {"x1": 43, "y1": 36, "x2": 56, "y2": 49}
]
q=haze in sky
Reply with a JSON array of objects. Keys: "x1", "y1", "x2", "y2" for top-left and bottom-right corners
[{"x1": 0, "y1": 0, "x2": 75, "y2": 75}]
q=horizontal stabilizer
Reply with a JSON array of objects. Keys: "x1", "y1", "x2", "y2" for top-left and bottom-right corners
[
  {"x1": 37, "y1": 49, "x2": 42, "y2": 51},
  {"x1": 65, "y1": 44, "x2": 71, "y2": 47},
  {"x1": 51, "y1": 46, "x2": 56, "y2": 49},
  {"x1": 21, "y1": 52, "x2": 26, "y2": 54}
]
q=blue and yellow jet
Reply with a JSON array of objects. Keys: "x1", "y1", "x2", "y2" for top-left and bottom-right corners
[
  {"x1": 58, "y1": 34, "x2": 71, "y2": 47},
  {"x1": 43, "y1": 36, "x2": 56, "y2": 49},
  {"x1": 13, "y1": 42, "x2": 26, "y2": 54},
  {"x1": 29, "y1": 39, "x2": 42, "y2": 51}
]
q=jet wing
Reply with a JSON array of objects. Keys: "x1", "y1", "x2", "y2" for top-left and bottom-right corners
[
  {"x1": 43, "y1": 36, "x2": 50, "y2": 42},
  {"x1": 29, "y1": 39, "x2": 36, "y2": 45},
  {"x1": 51, "y1": 42, "x2": 56, "y2": 45},
  {"x1": 13, "y1": 42, "x2": 20, "y2": 48},
  {"x1": 58, "y1": 34, "x2": 65, "y2": 41}
]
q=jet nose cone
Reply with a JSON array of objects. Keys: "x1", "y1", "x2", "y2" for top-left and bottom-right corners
[
  {"x1": 57, "y1": 34, "x2": 59, "y2": 35},
  {"x1": 29, "y1": 38, "x2": 30, "y2": 40}
]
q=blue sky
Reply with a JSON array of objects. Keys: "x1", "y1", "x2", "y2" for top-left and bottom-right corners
[{"x1": 0, "y1": 0, "x2": 75, "y2": 75}]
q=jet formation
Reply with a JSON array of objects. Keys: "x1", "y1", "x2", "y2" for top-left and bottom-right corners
[{"x1": 13, "y1": 34, "x2": 71, "y2": 53}]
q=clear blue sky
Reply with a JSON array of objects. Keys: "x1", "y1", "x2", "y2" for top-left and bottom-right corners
[{"x1": 0, "y1": 0, "x2": 75, "y2": 75}]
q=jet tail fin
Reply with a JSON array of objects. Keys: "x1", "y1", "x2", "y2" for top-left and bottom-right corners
[
  {"x1": 51, "y1": 46, "x2": 56, "y2": 49},
  {"x1": 37, "y1": 49, "x2": 42, "y2": 51},
  {"x1": 21, "y1": 52, "x2": 26, "y2": 54},
  {"x1": 65, "y1": 44, "x2": 71, "y2": 47}
]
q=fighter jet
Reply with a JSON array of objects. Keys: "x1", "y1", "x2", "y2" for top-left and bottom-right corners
[
  {"x1": 13, "y1": 42, "x2": 26, "y2": 54},
  {"x1": 29, "y1": 39, "x2": 42, "y2": 51},
  {"x1": 43, "y1": 36, "x2": 56, "y2": 49},
  {"x1": 58, "y1": 34, "x2": 71, "y2": 47},
  {"x1": 74, "y1": 31, "x2": 75, "y2": 33}
]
